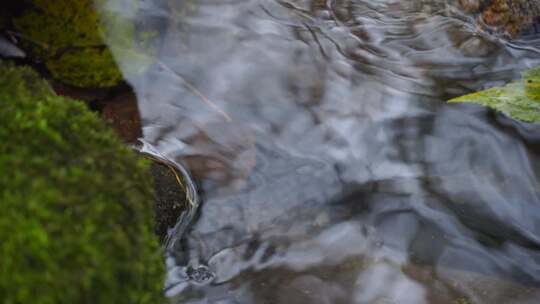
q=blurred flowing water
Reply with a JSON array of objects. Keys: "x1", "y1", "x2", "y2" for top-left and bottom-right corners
[{"x1": 99, "y1": 0, "x2": 540, "y2": 303}]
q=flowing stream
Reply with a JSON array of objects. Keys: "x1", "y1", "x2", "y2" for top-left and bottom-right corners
[{"x1": 99, "y1": 0, "x2": 540, "y2": 303}]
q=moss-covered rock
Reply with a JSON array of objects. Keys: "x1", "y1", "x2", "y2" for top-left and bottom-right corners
[
  {"x1": 0, "y1": 61, "x2": 164, "y2": 303},
  {"x1": 46, "y1": 47, "x2": 121, "y2": 88},
  {"x1": 12, "y1": 0, "x2": 124, "y2": 87}
]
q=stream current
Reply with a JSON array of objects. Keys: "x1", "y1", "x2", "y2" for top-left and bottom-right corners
[{"x1": 100, "y1": 0, "x2": 540, "y2": 303}]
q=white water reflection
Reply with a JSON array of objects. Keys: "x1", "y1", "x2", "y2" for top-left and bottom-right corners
[{"x1": 354, "y1": 262, "x2": 427, "y2": 304}]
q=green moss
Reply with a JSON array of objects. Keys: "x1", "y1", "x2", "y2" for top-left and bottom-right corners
[
  {"x1": 10, "y1": 0, "x2": 157, "y2": 88},
  {"x1": 13, "y1": 2, "x2": 102, "y2": 51},
  {"x1": 12, "y1": 0, "x2": 122, "y2": 87},
  {"x1": 47, "y1": 47, "x2": 122, "y2": 88},
  {"x1": 0, "y1": 61, "x2": 164, "y2": 303}
]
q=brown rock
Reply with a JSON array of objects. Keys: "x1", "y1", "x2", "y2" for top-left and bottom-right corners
[
  {"x1": 102, "y1": 91, "x2": 143, "y2": 143},
  {"x1": 458, "y1": 0, "x2": 481, "y2": 13},
  {"x1": 51, "y1": 80, "x2": 109, "y2": 102},
  {"x1": 481, "y1": 6, "x2": 510, "y2": 27},
  {"x1": 459, "y1": 0, "x2": 540, "y2": 37}
]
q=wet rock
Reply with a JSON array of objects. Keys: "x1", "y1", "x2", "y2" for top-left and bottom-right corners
[
  {"x1": 150, "y1": 161, "x2": 188, "y2": 242},
  {"x1": 458, "y1": 0, "x2": 540, "y2": 37},
  {"x1": 185, "y1": 265, "x2": 215, "y2": 284},
  {"x1": 51, "y1": 80, "x2": 111, "y2": 102},
  {"x1": 276, "y1": 275, "x2": 346, "y2": 304},
  {"x1": 102, "y1": 91, "x2": 143, "y2": 143},
  {"x1": 178, "y1": 122, "x2": 257, "y2": 196},
  {"x1": 481, "y1": 0, "x2": 510, "y2": 27},
  {"x1": 458, "y1": 0, "x2": 481, "y2": 13}
]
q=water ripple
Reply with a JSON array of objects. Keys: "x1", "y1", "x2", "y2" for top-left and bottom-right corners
[{"x1": 99, "y1": 0, "x2": 540, "y2": 302}]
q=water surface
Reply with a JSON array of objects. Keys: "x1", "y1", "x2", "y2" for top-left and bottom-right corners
[{"x1": 101, "y1": 1, "x2": 540, "y2": 303}]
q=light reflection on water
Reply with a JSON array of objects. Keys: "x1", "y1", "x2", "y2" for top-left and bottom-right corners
[{"x1": 100, "y1": 0, "x2": 540, "y2": 303}]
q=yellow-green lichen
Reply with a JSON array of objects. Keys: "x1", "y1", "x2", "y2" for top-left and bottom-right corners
[
  {"x1": 448, "y1": 66, "x2": 540, "y2": 123},
  {"x1": 0, "y1": 61, "x2": 164, "y2": 303}
]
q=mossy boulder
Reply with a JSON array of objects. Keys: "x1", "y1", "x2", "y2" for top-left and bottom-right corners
[
  {"x1": 0, "y1": 61, "x2": 164, "y2": 303},
  {"x1": 11, "y1": 0, "x2": 125, "y2": 88}
]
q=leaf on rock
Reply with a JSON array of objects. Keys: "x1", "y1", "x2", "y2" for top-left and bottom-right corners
[{"x1": 448, "y1": 76, "x2": 540, "y2": 123}]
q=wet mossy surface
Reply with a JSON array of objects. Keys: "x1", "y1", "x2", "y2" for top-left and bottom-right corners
[
  {"x1": 11, "y1": 0, "x2": 123, "y2": 88},
  {"x1": 0, "y1": 61, "x2": 164, "y2": 303}
]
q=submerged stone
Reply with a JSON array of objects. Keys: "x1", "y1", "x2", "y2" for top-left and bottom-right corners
[{"x1": 457, "y1": 0, "x2": 540, "y2": 37}]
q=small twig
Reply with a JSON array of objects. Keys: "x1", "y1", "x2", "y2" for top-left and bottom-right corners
[{"x1": 156, "y1": 60, "x2": 233, "y2": 122}]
